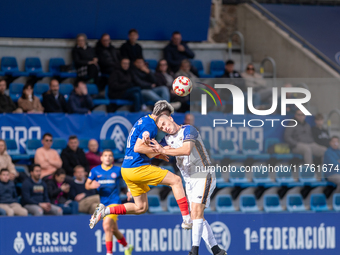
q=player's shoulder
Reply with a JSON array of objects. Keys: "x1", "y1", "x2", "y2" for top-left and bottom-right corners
[
  {"x1": 182, "y1": 124, "x2": 199, "y2": 133},
  {"x1": 182, "y1": 125, "x2": 199, "y2": 140},
  {"x1": 90, "y1": 165, "x2": 102, "y2": 173}
]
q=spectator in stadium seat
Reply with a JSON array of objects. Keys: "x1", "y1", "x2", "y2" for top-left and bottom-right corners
[
  {"x1": 108, "y1": 58, "x2": 143, "y2": 112},
  {"x1": 163, "y1": 31, "x2": 195, "y2": 73},
  {"x1": 69, "y1": 165, "x2": 99, "y2": 214},
  {"x1": 312, "y1": 113, "x2": 330, "y2": 148},
  {"x1": 61, "y1": 135, "x2": 90, "y2": 177},
  {"x1": 85, "y1": 139, "x2": 102, "y2": 170},
  {"x1": 222, "y1": 60, "x2": 242, "y2": 78},
  {"x1": 42, "y1": 79, "x2": 68, "y2": 113},
  {"x1": 242, "y1": 63, "x2": 272, "y2": 103},
  {"x1": 323, "y1": 136, "x2": 340, "y2": 192},
  {"x1": 22, "y1": 164, "x2": 63, "y2": 216},
  {"x1": 120, "y1": 29, "x2": 144, "y2": 63},
  {"x1": 46, "y1": 168, "x2": 78, "y2": 215},
  {"x1": 175, "y1": 59, "x2": 198, "y2": 80},
  {"x1": 18, "y1": 83, "x2": 44, "y2": 113},
  {"x1": 0, "y1": 168, "x2": 28, "y2": 216},
  {"x1": 68, "y1": 80, "x2": 94, "y2": 114},
  {"x1": 0, "y1": 79, "x2": 23, "y2": 113},
  {"x1": 284, "y1": 110, "x2": 327, "y2": 164},
  {"x1": 72, "y1": 33, "x2": 99, "y2": 84},
  {"x1": 132, "y1": 58, "x2": 170, "y2": 103},
  {"x1": 184, "y1": 113, "x2": 195, "y2": 125},
  {"x1": 0, "y1": 139, "x2": 18, "y2": 181},
  {"x1": 34, "y1": 133, "x2": 63, "y2": 179},
  {"x1": 96, "y1": 33, "x2": 120, "y2": 75}
]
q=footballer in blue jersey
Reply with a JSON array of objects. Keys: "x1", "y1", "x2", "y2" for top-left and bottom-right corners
[
  {"x1": 90, "y1": 100, "x2": 192, "y2": 231},
  {"x1": 87, "y1": 149, "x2": 133, "y2": 255}
]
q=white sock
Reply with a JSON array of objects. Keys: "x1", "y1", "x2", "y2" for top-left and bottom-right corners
[
  {"x1": 104, "y1": 207, "x2": 110, "y2": 215},
  {"x1": 183, "y1": 214, "x2": 191, "y2": 222},
  {"x1": 192, "y1": 219, "x2": 204, "y2": 247},
  {"x1": 106, "y1": 253, "x2": 113, "y2": 255},
  {"x1": 202, "y1": 220, "x2": 218, "y2": 248}
]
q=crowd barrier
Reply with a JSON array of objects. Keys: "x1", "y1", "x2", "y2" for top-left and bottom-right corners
[{"x1": 0, "y1": 212, "x2": 338, "y2": 255}]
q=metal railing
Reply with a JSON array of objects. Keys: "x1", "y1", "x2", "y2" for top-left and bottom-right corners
[
  {"x1": 260, "y1": 56, "x2": 276, "y2": 79},
  {"x1": 326, "y1": 109, "x2": 340, "y2": 133},
  {"x1": 250, "y1": 0, "x2": 340, "y2": 74},
  {"x1": 228, "y1": 31, "x2": 245, "y2": 71}
]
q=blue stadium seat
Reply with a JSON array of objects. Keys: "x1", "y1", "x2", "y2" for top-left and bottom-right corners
[
  {"x1": 145, "y1": 59, "x2": 158, "y2": 71},
  {"x1": 148, "y1": 195, "x2": 163, "y2": 213},
  {"x1": 15, "y1": 166, "x2": 27, "y2": 173},
  {"x1": 333, "y1": 194, "x2": 340, "y2": 212},
  {"x1": 214, "y1": 140, "x2": 247, "y2": 161},
  {"x1": 59, "y1": 84, "x2": 74, "y2": 101},
  {"x1": 1, "y1": 56, "x2": 28, "y2": 77},
  {"x1": 190, "y1": 60, "x2": 214, "y2": 78},
  {"x1": 253, "y1": 170, "x2": 272, "y2": 185},
  {"x1": 210, "y1": 60, "x2": 225, "y2": 77},
  {"x1": 286, "y1": 194, "x2": 306, "y2": 212},
  {"x1": 25, "y1": 57, "x2": 52, "y2": 77},
  {"x1": 229, "y1": 166, "x2": 248, "y2": 185},
  {"x1": 310, "y1": 194, "x2": 329, "y2": 212},
  {"x1": 9, "y1": 83, "x2": 24, "y2": 102},
  {"x1": 264, "y1": 138, "x2": 294, "y2": 161},
  {"x1": 242, "y1": 139, "x2": 270, "y2": 161},
  {"x1": 51, "y1": 138, "x2": 67, "y2": 153},
  {"x1": 167, "y1": 195, "x2": 180, "y2": 213},
  {"x1": 105, "y1": 86, "x2": 133, "y2": 106},
  {"x1": 275, "y1": 167, "x2": 302, "y2": 187},
  {"x1": 49, "y1": 58, "x2": 77, "y2": 78},
  {"x1": 240, "y1": 195, "x2": 259, "y2": 212},
  {"x1": 34, "y1": 83, "x2": 49, "y2": 101},
  {"x1": 26, "y1": 139, "x2": 42, "y2": 158},
  {"x1": 4, "y1": 139, "x2": 29, "y2": 160},
  {"x1": 299, "y1": 166, "x2": 327, "y2": 187},
  {"x1": 87, "y1": 84, "x2": 98, "y2": 96},
  {"x1": 100, "y1": 139, "x2": 124, "y2": 160},
  {"x1": 78, "y1": 139, "x2": 89, "y2": 151},
  {"x1": 215, "y1": 195, "x2": 235, "y2": 213},
  {"x1": 263, "y1": 195, "x2": 283, "y2": 212}
]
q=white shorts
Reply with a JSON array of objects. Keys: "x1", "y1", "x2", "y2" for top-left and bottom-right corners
[{"x1": 185, "y1": 173, "x2": 216, "y2": 209}]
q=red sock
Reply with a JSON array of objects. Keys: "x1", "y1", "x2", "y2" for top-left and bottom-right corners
[
  {"x1": 117, "y1": 236, "x2": 128, "y2": 247},
  {"x1": 177, "y1": 197, "x2": 189, "y2": 216},
  {"x1": 109, "y1": 205, "x2": 127, "y2": 215},
  {"x1": 106, "y1": 241, "x2": 113, "y2": 253}
]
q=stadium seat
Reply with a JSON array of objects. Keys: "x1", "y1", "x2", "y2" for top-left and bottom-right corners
[
  {"x1": 25, "y1": 57, "x2": 52, "y2": 77},
  {"x1": 264, "y1": 138, "x2": 294, "y2": 161},
  {"x1": 15, "y1": 166, "x2": 27, "y2": 174},
  {"x1": 214, "y1": 140, "x2": 247, "y2": 161},
  {"x1": 240, "y1": 195, "x2": 259, "y2": 212},
  {"x1": 242, "y1": 139, "x2": 270, "y2": 161},
  {"x1": 210, "y1": 60, "x2": 225, "y2": 77},
  {"x1": 59, "y1": 83, "x2": 74, "y2": 101},
  {"x1": 26, "y1": 139, "x2": 42, "y2": 158},
  {"x1": 286, "y1": 194, "x2": 306, "y2": 212},
  {"x1": 145, "y1": 59, "x2": 158, "y2": 71},
  {"x1": 51, "y1": 138, "x2": 67, "y2": 153},
  {"x1": 229, "y1": 167, "x2": 248, "y2": 185},
  {"x1": 34, "y1": 83, "x2": 49, "y2": 100},
  {"x1": 167, "y1": 195, "x2": 180, "y2": 213},
  {"x1": 333, "y1": 194, "x2": 340, "y2": 212},
  {"x1": 299, "y1": 166, "x2": 327, "y2": 187},
  {"x1": 78, "y1": 139, "x2": 89, "y2": 151},
  {"x1": 49, "y1": 58, "x2": 77, "y2": 78},
  {"x1": 148, "y1": 195, "x2": 163, "y2": 213},
  {"x1": 215, "y1": 195, "x2": 235, "y2": 212},
  {"x1": 263, "y1": 195, "x2": 283, "y2": 212},
  {"x1": 253, "y1": 169, "x2": 272, "y2": 185},
  {"x1": 1, "y1": 56, "x2": 28, "y2": 77},
  {"x1": 190, "y1": 60, "x2": 214, "y2": 78},
  {"x1": 105, "y1": 86, "x2": 133, "y2": 106},
  {"x1": 310, "y1": 194, "x2": 329, "y2": 212},
  {"x1": 9, "y1": 83, "x2": 24, "y2": 102},
  {"x1": 87, "y1": 84, "x2": 98, "y2": 96},
  {"x1": 100, "y1": 139, "x2": 125, "y2": 160},
  {"x1": 4, "y1": 139, "x2": 29, "y2": 160}
]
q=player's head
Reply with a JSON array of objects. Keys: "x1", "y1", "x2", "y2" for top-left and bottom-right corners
[
  {"x1": 155, "y1": 114, "x2": 178, "y2": 134},
  {"x1": 74, "y1": 165, "x2": 86, "y2": 180},
  {"x1": 29, "y1": 164, "x2": 41, "y2": 181},
  {"x1": 0, "y1": 168, "x2": 10, "y2": 183},
  {"x1": 152, "y1": 100, "x2": 174, "y2": 117},
  {"x1": 101, "y1": 149, "x2": 114, "y2": 166}
]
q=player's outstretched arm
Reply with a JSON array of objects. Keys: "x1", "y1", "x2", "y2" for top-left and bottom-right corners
[
  {"x1": 134, "y1": 138, "x2": 159, "y2": 155},
  {"x1": 151, "y1": 139, "x2": 194, "y2": 156}
]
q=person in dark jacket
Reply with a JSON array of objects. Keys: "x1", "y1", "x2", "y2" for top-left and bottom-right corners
[
  {"x1": 95, "y1": 33, "x2": 120, "y2": 75},
  {"x1": 312, "y1": 113, "x2": 330, "y2": 147},
  {"x1": 69, "y1": 165, "x2": 99, "y2": 214},
  {"x1": 163, "y1": 31, "x2": 195, "y2": 73},
  {"x1": 68, "y1": 80, "x2": 94, "y2": 114},
  {"x1": 46, "y1": 168, "x2": 78, "y2": 215},
  {"x1": 132, "y1": 58, "x2": 170, "y2": 103},
  {"x1": 61, "y1": 136, "x2": 90, "y2": 176},
  {"x1": 0, "y1": 168, "x2": 28, "y2": 216},
  {"x1": 22, "y1": 164, "x2": 62, "y2": 216},
  {"x1": 0, "y1": 79, "x2": 23, "y2": 113},
  {"x1": 72, "y1": 33, "x2": 99, "y2": 83},
  {"x1": 108, "y1": 58, "x2": 143, "y2": 112},
  {"x1": 222, "y1": 60, "x2": 242, "y2": 79},
  {"x1": 42, "y1": 79, "x2": 68, "y2": 113},
  {"x1": 120, "y1": 29, "x2": 143, "y2": 63}
]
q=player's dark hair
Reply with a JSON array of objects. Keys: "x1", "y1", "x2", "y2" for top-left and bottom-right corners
[
  {"x1": 0, "y1": 168, "x2": 9, "y2": 174},
  {"x1": 152, "y1": 100, "x2": 174, "y2": 117},
  {"x1": 29, "y1": 164, "x2": 41, "y2": 172},
  {"x1": 42, "y1": 133, "x2": 53, "y2": 140},
  {"x1": 102, "y1": 149, "x2": 113, "y2": 155},
  {"x1": 128, "y1": 28, "x2": 138, "y2": 35},
  {"x1": 225, "y1": 60, "x2": 234, "y2": 65},
  {"x1": 68, "y1": 135, "x2": 78, "y2": 141}
]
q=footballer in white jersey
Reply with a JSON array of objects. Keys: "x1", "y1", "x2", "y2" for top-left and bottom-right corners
[{"x1": 151, "y1": 114, "x2": 226, "y2": 255}]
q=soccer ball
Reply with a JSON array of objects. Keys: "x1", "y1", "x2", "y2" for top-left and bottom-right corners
[{"x1": 172, "y1": 76, "x2": 193, "y2": 97}]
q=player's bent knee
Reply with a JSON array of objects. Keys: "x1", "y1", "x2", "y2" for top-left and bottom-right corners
[{"x1": 135, "y1": 204, "x2": 148, "y2": 214}]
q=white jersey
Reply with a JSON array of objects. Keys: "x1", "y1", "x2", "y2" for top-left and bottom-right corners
[{"x1": 160, "y1": 125, "x2": 212, "y2": 182}]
